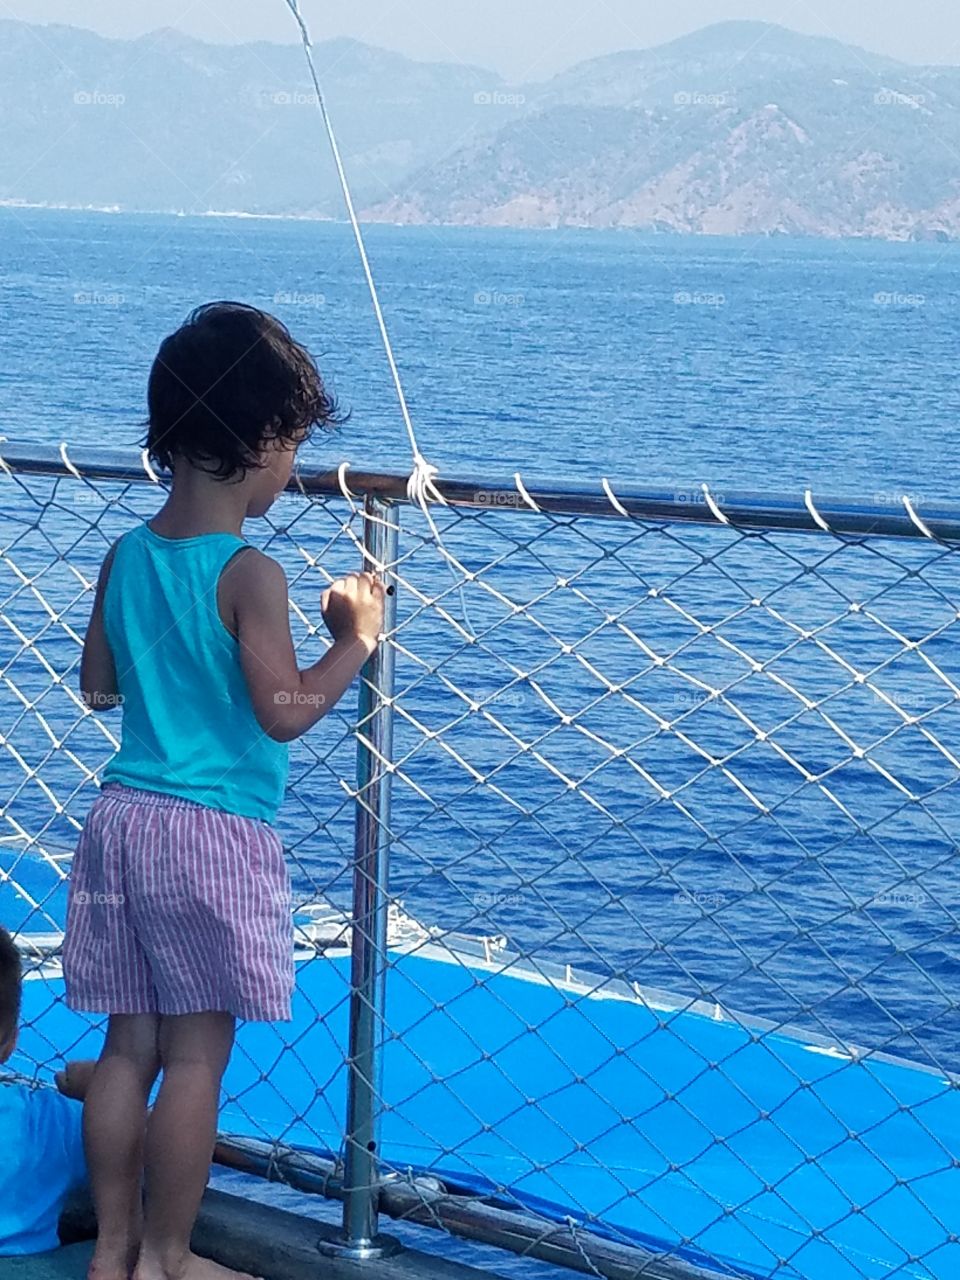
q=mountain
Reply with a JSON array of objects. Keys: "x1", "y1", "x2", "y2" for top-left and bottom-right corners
[
  {"x1": 532, "y1": 21, "x2": 901, "y2": 110},
  {"x1": 2, "y1": 19, "x2": 960, "y2": 239},
  {"x1": 366, "y1": 22, "x2": 960, "y2": 239},
  {"x1": 0, "y1": 20, "x2": 503, "y2": 215}
]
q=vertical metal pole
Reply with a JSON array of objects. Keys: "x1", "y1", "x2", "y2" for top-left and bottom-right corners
[{"x1": 336, "y1": 493, "x2": 400, "y2": 1260}]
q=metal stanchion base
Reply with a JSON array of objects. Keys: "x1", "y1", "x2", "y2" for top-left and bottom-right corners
[{"x1": 316, "y1": 1232, "x2": 403, "y2": 1262}]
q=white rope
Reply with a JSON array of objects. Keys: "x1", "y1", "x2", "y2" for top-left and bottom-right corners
[
  {"x1": 903, "y1": 494, "x2": 937, "y2": 541},
  {"x1": 282, "y1": 0, "x2": 474, "y2": 635},
  {"x1": 336, "y1": 461, "x2": 358, "y2": 504},
  {"x1": 4, "y1": 454, "x2": 960, "y2": 1265},
  {"x1": 601, "y1": 477, "x2": 631, "y2": 519},
  {"x1": 804, "y1": 488, "x2": 832, "y2": 533},
  {"x1": 700, "y1": 482, "x2": 729, "y2": 525},
  {"x1": 514, "y1": 472, "x2": 541, "y2": 513},
  {"x1": 407, "y1": 456, "x2": 447, "y2": 509},
  {"x1": 58, "y1": 442, "x2": 82, "y2": 481},
  {"x1": 282, "y1": 0, "x2": 428, "y2": 481},
  {"x1": 140, "y1": 448, "x2": 161, "y2": 483}
]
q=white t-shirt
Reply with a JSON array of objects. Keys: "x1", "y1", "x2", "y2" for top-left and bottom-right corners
[{"x1": 0, "y1": 1079, "x2": 86, "y2": 1255}]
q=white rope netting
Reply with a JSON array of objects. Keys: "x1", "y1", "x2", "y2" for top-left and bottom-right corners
[{"x1": 1, "y1": 453, "x2": 957, "y2": 1279}]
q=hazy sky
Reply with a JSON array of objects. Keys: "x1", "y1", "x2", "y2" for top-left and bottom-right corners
[{"x1": 3, "y1": 1, "x2": 959, "y2": 79}]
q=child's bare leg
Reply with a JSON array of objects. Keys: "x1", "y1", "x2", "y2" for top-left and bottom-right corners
[
  {"x1": 83, "y1": 1013, "x2": 161, "y2": 1280},
  {"x1": 134, "y1": 1012, "x2": 254, "y2": 1280}
]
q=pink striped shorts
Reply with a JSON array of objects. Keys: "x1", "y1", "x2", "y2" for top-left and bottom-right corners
[{"x1": 63, "y1": 782, "x2": 294, "y2": 1021}]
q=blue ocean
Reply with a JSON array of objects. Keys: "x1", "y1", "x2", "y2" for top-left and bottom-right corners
[
  {"x1": 1, "y1": 207, "x2": 958, "y2": 497},
  {"x1": 1, "y1": 206, "x2": 957, "y2": 1090}
]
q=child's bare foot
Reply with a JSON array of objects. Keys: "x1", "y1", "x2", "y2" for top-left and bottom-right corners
[
  {"x1": 134, "y1": 1251, "x2": 260, "y2": 1280},
  {"x1": 87, "y1": 1232, "x2": 141, "y2": 1280}
]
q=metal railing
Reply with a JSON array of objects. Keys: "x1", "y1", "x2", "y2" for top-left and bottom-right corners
[{"x1": 1, "y1": 444, "x2": 958, "y2": 1280}]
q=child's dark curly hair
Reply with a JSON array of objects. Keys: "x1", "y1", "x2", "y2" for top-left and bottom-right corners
[
  {"x1": 145, "y1": 301, "x2": 344, "y2": 480},
  {"x1": 0, "y1": 925, "x2": 21, "y2": 1045}
]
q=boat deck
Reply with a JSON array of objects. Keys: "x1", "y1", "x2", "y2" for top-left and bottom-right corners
[
  {"x1": 10, "y1": 1188, "x2": 503, "y2": 1280},
  {"x1": 12, "y1": 932, "x2": 959, "y2": 1280},
  {"x1": 3, "y1": 1243, "x2": 92, "y2": 1278}
]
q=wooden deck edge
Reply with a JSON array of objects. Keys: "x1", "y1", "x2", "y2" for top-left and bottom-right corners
[{"x1": 60, "y1": 1187, "x2": 498, "y2": 1280}]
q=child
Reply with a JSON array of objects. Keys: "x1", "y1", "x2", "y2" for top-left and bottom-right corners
[
  {"x1": 62, "y1": 302, "x2": 385, "y2": 1280},
  {"x1": 0, "y1": 924, "x2": 87, "y2": 1255}
]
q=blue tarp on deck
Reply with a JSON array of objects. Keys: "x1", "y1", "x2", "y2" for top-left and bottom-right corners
[{"x1": 13, "y1": 949, "x2": 959, "y2": 1280}]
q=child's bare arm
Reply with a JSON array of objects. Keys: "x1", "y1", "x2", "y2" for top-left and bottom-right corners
[
  {"x1": 80, "y1": 544, "x2": 120, "y2": 711},
  {"x1": 228, "y1": 550, "x2": 384, "y2": 743}
]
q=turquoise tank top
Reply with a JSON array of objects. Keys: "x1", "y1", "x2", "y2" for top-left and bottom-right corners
[{"x1": 101, "y1": 523, "x2": 288, "y2": 822}]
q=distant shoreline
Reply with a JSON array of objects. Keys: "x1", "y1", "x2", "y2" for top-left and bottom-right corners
[
  {"x1": 0, "y1": 200, "x2": 952, "y2": 245},
  {"x1": 0, "y1": 199, "x2": 337, "y2": 222}
]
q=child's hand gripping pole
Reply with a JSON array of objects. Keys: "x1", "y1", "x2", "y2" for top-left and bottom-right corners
[{"x1": 321, "y1": 571, "x2": 387, "y2": 656}]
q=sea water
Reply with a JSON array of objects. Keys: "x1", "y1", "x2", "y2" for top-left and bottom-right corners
[
  {"x1": 0, "y1": 208, "x2": 958, "y2": 1079},
  {"x1": 1, "y1": 207, "x2": 958, "y2": 497}
]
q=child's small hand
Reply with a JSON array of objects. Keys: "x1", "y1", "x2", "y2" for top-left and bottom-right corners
[
  {"x1": 55, "y1": 1058, "x2": 97, "y2": 1100},
  {"x1": 322, "y1": 572, "x2": 385, "y2": 652}
]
